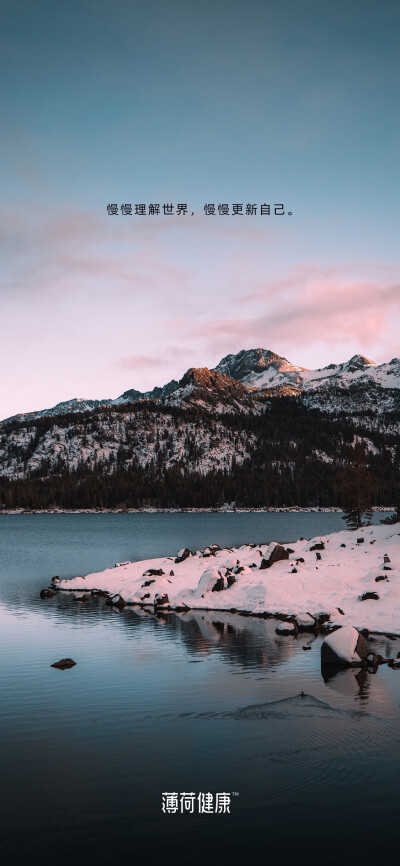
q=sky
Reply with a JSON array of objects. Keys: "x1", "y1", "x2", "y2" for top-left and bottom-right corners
[{"x1": 1, "y1": 0, "x2": 399, "y2": 418}]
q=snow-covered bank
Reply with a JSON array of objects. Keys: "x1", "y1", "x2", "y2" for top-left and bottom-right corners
[
  {"x1": 56, "y1": 523, "x2": 400, "y2": 635},
  {"x1": 1, "y1": 506, "x2": 395, "y2": 515},
  {"x1": 1, "y1": 506, "x2": 345, "y2": 515}
]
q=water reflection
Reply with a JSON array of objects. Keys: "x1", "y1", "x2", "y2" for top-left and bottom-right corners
[
  {"x1": 167, "y1": 609, "x2": 298, "y2": 670},
  {"x1": 1, "y1": 512, "x2": 399, "y2": 863},
  {"x1": 1, "y1": 603, "x2": 400, "y2": 861}
]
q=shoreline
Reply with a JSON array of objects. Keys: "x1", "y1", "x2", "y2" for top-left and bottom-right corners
[
  {"x1": 54, "y1": 521, "x2": 400, "y2": 637},
  {"x1": 0, "y1": 505, "x2": 395, "y2": 515}
]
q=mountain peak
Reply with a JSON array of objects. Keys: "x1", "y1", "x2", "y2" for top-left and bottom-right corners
[
  {"x1": 180, "y1": 366, "x2": 245, "y2": 394},
  {"x1": 343, "y1": 354, "x2": 376, "y2": 372},
  {"x1": 214, "y1": 348, "x2": 306, "y2": 386}
]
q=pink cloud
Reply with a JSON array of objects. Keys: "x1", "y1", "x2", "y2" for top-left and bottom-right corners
[
  {"x1": 117, "y1": 354, "x2": 170, "y2": 371},
  {"x1": 169, "y1": 269, "x2": 400, "y2": 367},
  {"x1": 115, "y1": 347, "x2": 194, "y2": 390}
]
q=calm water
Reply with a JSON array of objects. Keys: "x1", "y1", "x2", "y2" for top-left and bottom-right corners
[{"x1": 0, "y1": 512, "x2": 399, "y2": 864}]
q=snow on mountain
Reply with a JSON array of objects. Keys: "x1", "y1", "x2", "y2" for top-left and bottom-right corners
[
  {"x1": 214, "y1": 349, "x2": 400, "y2": 393},
  {"x1": 214, "y1": 348, "x2": 306, "y2": 388},
  {"x1": 2, "y1": 349, "x2": 400, "y2": 426},
  {"x1": 3, "y1": 381, "x2": 181, "y2": 424},
  {"x1": 0, "y1": 408, "x2": 256, "y2": 480},
  {"x1": 163, "y1": 367, "x2": 260, "y2": 414},
  {"x1": 3, "y1": 397, "x2": 114, "y2": 424}
]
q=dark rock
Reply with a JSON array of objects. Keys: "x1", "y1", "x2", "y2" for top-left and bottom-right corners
[
  {"x1": 291, "y1": 567, "x2": 298, "y2": 573},
  {"x1": 275, "y1": 620, "x2": 299, "y2": 636},
  {"x1": 366, "y1": 652, "x2": 379, "y2": 669},
  {"x1": 310, "y1": 542, "x2": 325, "y2": 551},
  {"x1": 175, "y1": 548, "x2": 192, "y2": 564},
  {"x1": 212, "y1": 577, "x2": 225, "y2": 592},
  {"x1": 383, "y1": 565, "x2": 392, "y2": 570},
  {"x1": 227, "y1": 574, "x2": 236, "y2": 588},
  {"x1": 360, "y1": 628, "x2": 370, "y2": 638},
  {"x1": 40, "y1": 588, "x2": 56, "y2": 599},
  {"x1": 142, "y1": 579, "x2": 156, "y2": 587},
  {"x1": 144, "y1": 568, "x2": 165, "y2": 577},
  {"x1": 337, "y1": 608, "x2": 344, "y2": 615},
  {"x1": 357, "y1": 634, "x2": 369, "y2": 663},
  {"x1": 169, "y1": 570, "x2": 174, "y2": 576},
  {"x1": 51, "y1": 658, "x2": 76, "y2": 670},
  {"x1": 357, "y1": 538, "x2": 364, "y2": 544},
  {"x1": 111, "y1": 594, "x2": 125, "y2": 607},
  {"x1": 316, "y1": 552, "x2": 322, "y2": 561},
  {"x1": 286, "y1": 548, "x2": 295, "y2": 553},
  {"x1": 321, "y1": 627, "x2": 367, "y2": 667},
  {"x1": 360, "y1": 592, "x2": 379, "y2": 601},
  {"x1": 295, "y1": 612, "x2": 317, "y2": 631},
  {"x1": 154, "y1": 593, "x2": 169, "y2": 607},
  {"x1": 140, "y1": 593, "x2": 150, "y2": 601},
  {"x1": 296, "y1": 557, "x2": 305, "y2": 564},
  {"x1": 303, "y1": 646, "x2": 312, "y2": 651},
  {"x1": 375, "y1": 575, "x2": 388, "y2": 582},
  {"x1": 260, "y1": 544, "x2": 289, "y2": 569},
  {"x1": 384, "y1": 554, "x2": 391, "y2": 563},
  {"x1": 340, "y1": 544, "x2": 346, "y2": 548}
]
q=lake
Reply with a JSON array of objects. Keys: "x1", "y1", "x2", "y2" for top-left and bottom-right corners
[{"x1": 0, "y1": 512, "x2": 399, "y2": 863}]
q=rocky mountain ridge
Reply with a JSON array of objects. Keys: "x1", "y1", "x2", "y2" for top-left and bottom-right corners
[{"x1": 4, "y1": 348, "x2": 400, "y2": 425}]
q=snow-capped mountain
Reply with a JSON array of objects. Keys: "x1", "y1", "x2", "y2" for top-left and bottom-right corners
[
  {"x1": 4, "y1": 349, "x2": 400, "y2": 426},
  {"x1": 214, "y1": 348, "x2": 306, "y2": 386},
  {"x1": 214, "y1": 349, "x2": 400, "y2": 393},
  {"x1": 1, "y1": 347, "x2": 399, "y2": 509}
]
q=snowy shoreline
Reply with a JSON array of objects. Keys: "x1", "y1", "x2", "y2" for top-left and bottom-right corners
[
  {"x1": 0, "y1": 505, "x2": 395, "y2": 515},
  {"x1": 55, "y1": 522, "x2": 400, "y2": 636}
]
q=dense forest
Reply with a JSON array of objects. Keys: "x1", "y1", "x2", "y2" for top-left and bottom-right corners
[{"x1": 0, "y1": 397, "x2": 398, "y2": 509}]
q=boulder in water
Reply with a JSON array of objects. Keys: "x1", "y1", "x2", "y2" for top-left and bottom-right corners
[
  {"x1": 321, "y1": 626, "x2": 367, "y2": 667},
  {"x1": 40, "y1": 588, "x2": 56, "y2": 599},
  {"x1": 51, "y1": 658, "x2": 76, "y2": 670}
]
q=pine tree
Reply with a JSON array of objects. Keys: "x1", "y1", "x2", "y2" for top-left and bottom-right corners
[{"x1": 338, "y1": 442, "x2": 374, "y2": 528}]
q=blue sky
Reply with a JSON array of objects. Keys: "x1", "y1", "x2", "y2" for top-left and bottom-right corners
[{"x1": 1, "y1": 0, "x2": 399, "y2": 416}]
